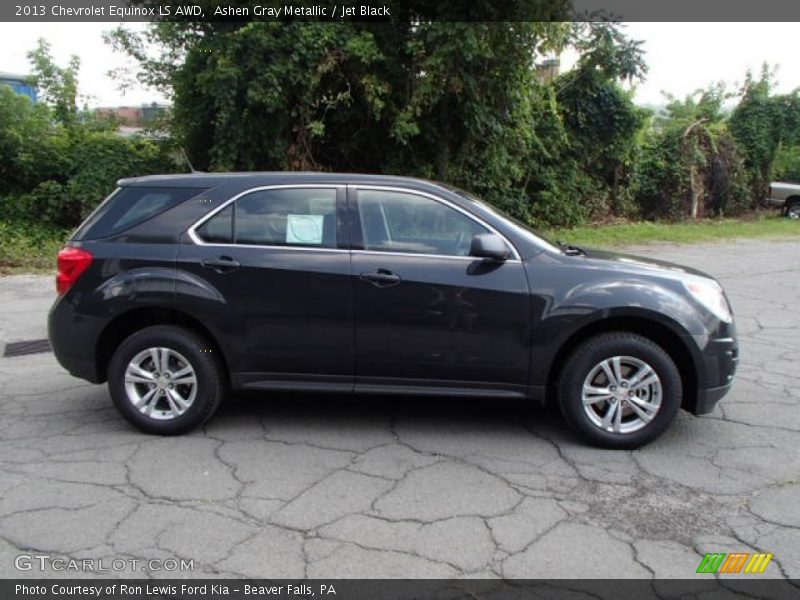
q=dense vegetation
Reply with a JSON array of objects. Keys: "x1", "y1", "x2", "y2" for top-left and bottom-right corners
[
  {"x1": 3, "y1": 21, "x2": 800, "y2": 244},
  {"x1": 0, "y1": 40, "x2": 177, "y2": 232}
]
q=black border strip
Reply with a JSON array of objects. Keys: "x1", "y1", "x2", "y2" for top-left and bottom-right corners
[
  {"x1": 3, "y1": 579, "x2": 800, "y2": 600},
  {"x1": 3, "y1": 0, "x2": 800, "y2": 22}
]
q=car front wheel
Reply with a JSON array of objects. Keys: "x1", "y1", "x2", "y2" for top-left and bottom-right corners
[
  {"x1": 558, "y1": 332, "x2": 682, "y2": 449},
  {"x1": 786, "y1": 200, "x2": 800, "y2": 220},
  {"x1": 107, "y1": 325, "x2": 224, "y2": 435}
]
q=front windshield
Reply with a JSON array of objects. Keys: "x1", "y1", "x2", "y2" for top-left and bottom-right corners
[{"x1": 443, "y1": 185, "x2": 561, "y2": 253}]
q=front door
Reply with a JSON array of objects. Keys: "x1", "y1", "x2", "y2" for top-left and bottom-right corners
[{"x1": 349, "y1": 186, "x2": 531, "y2": 396}]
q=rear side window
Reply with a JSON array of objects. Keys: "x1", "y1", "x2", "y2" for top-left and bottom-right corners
[
  {"x1": 195, "y1": 188, "x2": 338, "y2": 248},
  {"x1": 75, "y1": 186, "x2": 206, "y2": 240}
]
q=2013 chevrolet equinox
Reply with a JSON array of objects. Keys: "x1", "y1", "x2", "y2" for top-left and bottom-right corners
[{"x1": 48, "y1": 173, "x2": 738, "y2": 448}]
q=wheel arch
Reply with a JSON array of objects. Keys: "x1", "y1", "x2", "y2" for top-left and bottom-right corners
[
  {"x1": 784, "y1": 195, "x2": 800, "y2": 214},
  {"x1": 95, "y1": 306, "x2": 230, "y2": 384},
  {"x1": 545, "y1": 314, "x2": 700, "y2": 412}
]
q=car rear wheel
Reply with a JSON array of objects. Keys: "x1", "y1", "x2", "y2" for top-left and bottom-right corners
[
  {"x1": 108, "y1": 325, "x2": 224, "y2": 435},
  {"x1": 558, "y1": 332, "x2": 682, "y2": 449},
  {"x1": 786, "y1": 200, "x2": 800, "y2": 219}
]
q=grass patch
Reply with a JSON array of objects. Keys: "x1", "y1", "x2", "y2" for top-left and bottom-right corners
[
  {"x1": 0, "y1": 220, "x2": 69, "y2": 275},
  {"x1": 545, "y1": 215, "x2": 799, "y2": 248}
]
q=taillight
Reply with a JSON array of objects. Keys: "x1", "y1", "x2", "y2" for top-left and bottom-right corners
[{"x1": 56, "y1": 247, "x2": 93, "y2": 295}]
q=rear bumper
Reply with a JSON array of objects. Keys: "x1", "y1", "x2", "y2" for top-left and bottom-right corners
[{"x1": 48, "y1": 295, "x2": 104, "y2": 383}]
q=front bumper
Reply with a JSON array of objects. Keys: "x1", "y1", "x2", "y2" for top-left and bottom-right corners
[
  {"x1": 695, "y1": 383, "x2": 733, "y2": 415},
  {"x1": 689, "y1": 328, "x2": 738, "y2": 415}
]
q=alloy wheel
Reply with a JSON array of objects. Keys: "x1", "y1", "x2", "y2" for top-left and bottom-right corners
[
  {"x1": 581, "y1": 355, "x2": 662, "y2": 434},
  {"x1": 124, "y1": 347, "x2": 197, "y2": 420}
]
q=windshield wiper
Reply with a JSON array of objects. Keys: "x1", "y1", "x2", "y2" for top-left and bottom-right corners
[{"x1": 556, "y1": 241, "x2": 586, "y2": 256}]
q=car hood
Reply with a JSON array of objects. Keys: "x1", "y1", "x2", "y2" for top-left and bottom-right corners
[{"x1": 573, "y1": 247, "x2": 716, "y2": 282}]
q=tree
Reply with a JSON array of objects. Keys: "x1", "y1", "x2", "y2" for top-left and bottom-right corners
[
  {"x1": 0, "y1": 85, "x2": 69, "y2": 197},
  {"x1": 635, "y1": 84, "x2": 750, "y2": 219},
  {"x1": 27, "y1": 38, "x2": 81, "y2": 129},
  {"x1": 728, "y1": 65, "x2": 783, "y2": 200},
  {"x1": 108, "y1": 16, "x2": 665, "y2": 227},
  {"x1": 108, "y1": 19, "x2": 580, "y2": 216},
  {"x1": 519, "y1": 21, "x2": 649, "y2": 225},
  {"x1": 0, "y1": 39, "x2": 178, "y2": 228}
]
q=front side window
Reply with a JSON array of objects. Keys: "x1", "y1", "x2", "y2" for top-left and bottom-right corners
[
  {"x1": 195, "y1": 187, "x2": 337, "y2": 248},
  {"x1": 356, "y1": 189, "x2": 488, "y2": 256}
]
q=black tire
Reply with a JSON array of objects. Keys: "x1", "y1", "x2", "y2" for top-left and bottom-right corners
[
  {"x1": 558, "y1": 332, "x2": 682, "y2": 449},
  {"x1": 107, "y1": 325, "x2": 224, "y2": 435},
  {"x1": 786, "y1": 200, "x2": 800, "y2": 220}
]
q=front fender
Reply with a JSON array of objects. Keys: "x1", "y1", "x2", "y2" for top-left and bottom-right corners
[
  {"x1": 526, "y1": 268, "x2": 710, "y2": 391},
  {"x1": 553, "y1": 276, "x2": 709, "y2": 336}
]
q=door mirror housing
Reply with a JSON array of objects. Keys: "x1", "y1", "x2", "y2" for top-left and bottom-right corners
[{"x1": 469, "y1": 233, "x2": 511, "y2": 261}]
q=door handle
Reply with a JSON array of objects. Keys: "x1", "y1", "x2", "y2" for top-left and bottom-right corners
[
  {"x1": 201, "y1": 256, "x2": 241, "y2": 273},
  {"x1": 360, "y1": 269, "x2": 401, "y2": 288}
]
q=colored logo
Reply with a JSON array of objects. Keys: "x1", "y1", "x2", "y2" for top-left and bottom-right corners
[{"x1": 696, "y1": 552, "x2": 773, "y2": 574}]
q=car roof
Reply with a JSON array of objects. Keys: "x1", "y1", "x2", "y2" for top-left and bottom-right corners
[{"x1": 117, "y1": 171, "x2": 446, "y2": 190}]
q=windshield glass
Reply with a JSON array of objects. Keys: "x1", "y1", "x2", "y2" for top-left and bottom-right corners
[{"x1": 443, "y1": 185, "x2": 561, "y2": 253}]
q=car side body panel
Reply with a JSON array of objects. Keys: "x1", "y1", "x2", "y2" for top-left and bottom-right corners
[{"x1": 48, "y1": 172, "x2": 737, "y2": 416}]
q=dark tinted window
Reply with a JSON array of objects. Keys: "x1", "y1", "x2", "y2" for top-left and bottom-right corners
[
  {"x1": 196, "y1": 188, "x2": 337, "y2": 248},
  {"x1": 357, "y1": 189, "x2": 487, "y2": 256},
  {"x1": 76, "y1": 186, "x2": 205, "y2": 240},
  {"x1": 195, "y1": 204, "x2": 233, "y2": 243}
]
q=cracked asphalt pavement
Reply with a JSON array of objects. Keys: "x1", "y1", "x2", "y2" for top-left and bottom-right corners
[{"x1": 0, "y1": 238, "x2": 798, "y2": 580}]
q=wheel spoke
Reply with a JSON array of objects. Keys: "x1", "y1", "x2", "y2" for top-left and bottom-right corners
[
  {"x1": 583, "y1": 384, "x2": 613, "y2": 405},
  {"x1": 171, "y1": 365, "x2": 193, "y2": 379},
  {"x1": 167, "y1": 388, "x2": 189, "y2": 411},
  {"x1": 601, "y1": 401, "x2": 618, "y2": 431},
  {"x1": 159, "y1": 348, "x2": 170, "y2": 375},
  {"x1": 600, "y1": 360, "x2": 619, "y2": 387},
  {"x1": 164, "y1": 390, "x2": 182, "y2": 416},
  {"x1": 626, "y1": 399, "x2": 655, "y2": 423},
  {"x1": 148, "y1": 348, "x2": 160, "y2": 371},
  {"x1": 611, "y1": 357, "x2": 624, "y2": 386},
  {"x1": 628, "y1": 395, "x2": 658, "y2": 413},
  {"x1": 146, "y1": 391, "x2": 160, "y2": 416},
  {"x1": 171, "y1": 375, "x2": 197, "y2": 386},
  {"x1": 125, "y1": 364, "x2": 155, "y2": 384},
  {"x1": 135, "y1": 388, "x2": 157, "y2": 412},
  {"x1": 627, "y1": 364, "x2": 654, "y2": 388}
]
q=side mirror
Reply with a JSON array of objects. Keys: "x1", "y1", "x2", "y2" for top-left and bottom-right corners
[{"x1": 469, "y1": 233, "x2": 510, "y2": 261}]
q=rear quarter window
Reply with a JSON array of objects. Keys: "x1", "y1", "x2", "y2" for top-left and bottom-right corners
[{"x1": 74, "y1": 186, "x2": 207, "y2": 240}]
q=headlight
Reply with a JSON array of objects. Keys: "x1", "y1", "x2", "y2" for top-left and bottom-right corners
[{"x1": 683, "y1": 279, "x2": 732, "y2": 322}]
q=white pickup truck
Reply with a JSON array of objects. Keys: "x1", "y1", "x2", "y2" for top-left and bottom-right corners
[{"x1": 766, "y1": 182, "x2": 800, "y2": 219}]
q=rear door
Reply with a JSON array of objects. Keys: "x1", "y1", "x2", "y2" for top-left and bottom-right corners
[
  {"x1": 176, "y1": 185, "x2": 354, "y2": 390},
  {"x1": 348, "y1": 186, "x2": 531, "y2": 396}
]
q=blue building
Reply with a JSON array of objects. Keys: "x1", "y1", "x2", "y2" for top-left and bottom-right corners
[{"x1": 0, "y1": 72, "x2": 37, "y2": 103}]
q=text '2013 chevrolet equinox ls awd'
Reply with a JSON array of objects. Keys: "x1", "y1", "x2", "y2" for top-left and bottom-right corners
[{"x1": 48, "y1": 173, "x2": 738, "y2": 448}]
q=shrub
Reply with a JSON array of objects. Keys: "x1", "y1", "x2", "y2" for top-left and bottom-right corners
[{"x1": 771, "y1": 144, "x2": 800, "y2": 182}]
